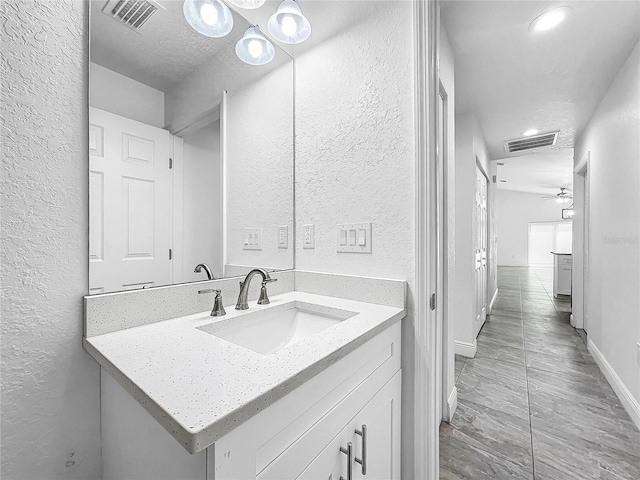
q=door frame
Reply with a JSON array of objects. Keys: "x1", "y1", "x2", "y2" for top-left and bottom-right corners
[
  {"x1": 413, "y1": 0, "x2": 440, "y2": 478},
  {"x1": 438, "y1": 80, "x2": 454, "y2": 422},
  {"x1": 572, "y1": 151, "x2": 590, "y2": 330}
]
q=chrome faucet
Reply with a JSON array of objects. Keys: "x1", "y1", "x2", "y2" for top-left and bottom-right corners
[
  {"x1": 235, "y1": 268, "x2": 277, "y2": 310},
  {"x1": 194, "y1": 263, "x2": 214, "y2": 280}
]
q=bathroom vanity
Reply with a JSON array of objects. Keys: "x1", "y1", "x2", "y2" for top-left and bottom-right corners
[{"x1": 84, "y1": 272, "x2": 405, "y2": 480}]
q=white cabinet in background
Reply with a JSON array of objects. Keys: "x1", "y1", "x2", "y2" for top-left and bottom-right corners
[
  {"x1": 552, "y1": 252, "x2": 572, "y2": 297},
  {"x1": 101, "y1": 322, "x2": 402, "y2": 480}
]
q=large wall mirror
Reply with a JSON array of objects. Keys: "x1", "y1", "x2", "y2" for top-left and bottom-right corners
[{"x1": 88, "y1": 0, "x2": 294, "y2": 294}]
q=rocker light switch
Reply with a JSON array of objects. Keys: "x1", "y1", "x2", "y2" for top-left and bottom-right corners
[
  {"x1": 358, "y1": 229, "x2": 366, "y2": 246},
  {"x1": 337, "y1": 223, "x2": 372, "y2": 253},
  {"x1": 339, "y1": 229, "x2": 347, "y2": 246},
  {"x1": 348, "y1": 229, "x2": 357, "y2": 246}
]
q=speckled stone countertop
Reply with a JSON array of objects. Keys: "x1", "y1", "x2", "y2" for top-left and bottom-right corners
[{"x1": 83, "y1": 291, "x2": 405, "y2": 454}]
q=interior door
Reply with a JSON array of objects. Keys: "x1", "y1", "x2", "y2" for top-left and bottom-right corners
[
  {"x1": 89, "y1": 107, "x2": 173, "y2": 294},
  {"x1": 474, "y1": 164, "x2": 488, "y2": 335}
]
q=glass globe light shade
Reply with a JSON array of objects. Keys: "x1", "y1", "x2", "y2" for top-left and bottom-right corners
[
  {"x1": 226, "y1": 0, "x2": 266, "y2": 9},
  {"x1": 236, "y1": 26, "x2": 275, "y2": 65},
  {"x1": 268, "y1": 0, "x2": 311, "y2": 44},
  {"x1": 183, "y1": 0, "x2": 233, "y2": 38}
]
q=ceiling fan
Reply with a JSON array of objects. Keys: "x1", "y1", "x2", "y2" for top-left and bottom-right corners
[{"x1": 541, "y1": 187, "x2": 573, "y2": 203}]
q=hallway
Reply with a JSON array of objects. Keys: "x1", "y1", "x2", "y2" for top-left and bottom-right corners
[{"x1": 440, "y1": 267, "x2": 640, "y2": 479}]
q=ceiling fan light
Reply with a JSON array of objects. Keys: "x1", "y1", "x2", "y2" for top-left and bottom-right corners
[
  {"x1": 183, "y1": 0, "x2": 233, "y2": 38},
  {"x1": 236, "y1": 26, "x2": 275, "y2": 65},
  {"x1": 268, "y1": 0, "x2": 311, "y2": 44}
]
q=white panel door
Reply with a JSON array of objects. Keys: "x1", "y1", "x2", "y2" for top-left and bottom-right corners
[
  {"x1": 89, "y1": 107, "x2": 173, "y2": 294},
  {"x1": 474, "y1": 165, "x2": 488, "y2": 335}
]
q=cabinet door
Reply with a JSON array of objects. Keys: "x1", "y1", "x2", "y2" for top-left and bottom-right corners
[
  {"x1": 349, "y1": 371, "x2": 401, "y2": 480},
  {"x1": 295, "y1": 427, "x2": 350, "y2": 480}
]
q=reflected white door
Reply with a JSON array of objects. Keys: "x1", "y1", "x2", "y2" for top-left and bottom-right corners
[
  {"x1": 89, "y1": 107, "x2": 173, "y2": 294},
  {"x1": 474, "y1": 165, "x2": 488, "y2": 335}
]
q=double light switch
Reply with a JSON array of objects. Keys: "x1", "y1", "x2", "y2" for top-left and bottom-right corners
[{"x1": 337, "y1": 223, "x2": 372, "y2": 253}]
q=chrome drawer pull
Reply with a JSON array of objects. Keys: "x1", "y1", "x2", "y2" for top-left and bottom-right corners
[
  {"x1": 339, "y1": 442, "x2": 353, "y2": 480},
  {"x1": 355, "y1": 425, "x2": 367, "y2": 475}
]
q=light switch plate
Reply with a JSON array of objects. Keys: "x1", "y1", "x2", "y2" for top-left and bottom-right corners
[
  {"x1": 303, "y1": 224, "x2": 315, "y2": 249},
  {"x1": 278, "y1": 225, "x2": 288, "y2": 249},
  {"x1": 337, "y1": 223, "x2": 372, "y2": 253},
  {"x1": 243, "y1": 228, "x2": 262, "y2": 250}
]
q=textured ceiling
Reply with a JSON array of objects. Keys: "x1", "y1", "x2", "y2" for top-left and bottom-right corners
[
  {"x1": 441, "y1": 0, "x2": 640, "y2": 161},
  {"x1": 90, "y1": 0, "x2": 282, "y2": 92},
  {"x1": 495, "y1": 149, "x2": 574, "y2": 196}
]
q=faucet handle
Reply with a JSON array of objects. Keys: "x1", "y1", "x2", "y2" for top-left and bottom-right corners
[
  {"x1": 199, "y1": 289, "x2": 226, "y2": 316},
  {"x1": 258, "y1": 281, "x2": 273, "y2": 305},
  {"x1": 263, "y1": 277, "x2": 278, "y2": 284}
]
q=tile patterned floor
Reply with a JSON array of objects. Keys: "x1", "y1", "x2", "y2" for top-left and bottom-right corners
[{"x1": 440, "y1": 266, "x2": 640, "y2": 479}]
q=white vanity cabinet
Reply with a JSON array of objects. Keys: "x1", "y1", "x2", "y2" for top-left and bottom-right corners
[
  {"x1": 101, "y1": 322, "x2": 401, "y2": 480},
  {"x1": 552, "y1": 252, "x2": 572, "y2": 297}
]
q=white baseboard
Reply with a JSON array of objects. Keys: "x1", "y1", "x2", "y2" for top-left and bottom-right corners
[
  {"x1": 588, "y1": 339, "x2": 640, "y2": 431},
  {"x1": 446, "y1": 386, "x2": 458, "y2": 421},
  {"x1": 570, "y1": 314, "x2": 575, "y2": 327},
  {"x1": 454, "y1": 339, "x2": 477, "y2": 358},
  {"x1": 489, "y1": 288, "x2": 499, "y2": 313}
]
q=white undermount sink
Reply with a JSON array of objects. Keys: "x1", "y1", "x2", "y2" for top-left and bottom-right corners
[{"x1": 198, "y1": 302, "x2": 357, "y2": 355}]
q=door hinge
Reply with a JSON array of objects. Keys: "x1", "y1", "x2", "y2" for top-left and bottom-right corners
[
  {"x1": 169, "y1": 248, "x2": 173, "y2": 260},
  {"x1": 430, "y1": 293, "x2": 436, "y2": 311},
  {"x1": 169, "y1": 157, "x2": 173, "y2": 169}
]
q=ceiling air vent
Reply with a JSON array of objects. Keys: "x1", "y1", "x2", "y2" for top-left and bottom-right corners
[
  {"x1": 102, "y1": 0, "x2": 162, "y2": 31},
  {"x1": 503, "y1": 131, "x2": 559, "y2": 154}
]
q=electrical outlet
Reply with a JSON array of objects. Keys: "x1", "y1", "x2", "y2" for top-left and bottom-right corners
[
  {"x1": 303, "y1": 224, "x2": 315, "y2": 249},
  {"x1": 278, "y1": 225, "x2": 288, "y2": 249}
]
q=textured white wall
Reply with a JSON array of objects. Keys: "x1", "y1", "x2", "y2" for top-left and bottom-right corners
[
  {"x1": 225, "y1": 62, "x2": 294, "y2": 271},
  {"x1": 454, "y1": 113, "x2": 496, "y2": 346},
  {"x1": 89, "y1": 62, "x2": 165, "y2": 128},
  {"x1": 497, "y1": 190, "x2": 569, "y2": 266},
  {"x1": 574, "y1": 41, "x2": 640, "y2": 404},
  {"x1": 294, "y1": 2, "x2": 415, "y2": 474},
  {"x1": 181, "y1": 121, "x2": 222, "y2": 281},
  {"x1": 0, "y1": 1, "x2": 101, "y2": 478}
]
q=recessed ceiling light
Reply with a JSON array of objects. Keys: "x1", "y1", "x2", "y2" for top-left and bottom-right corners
[
  {"x1": 523, "y1": 129, "x2": 538, "y2": 136},
  {"x1": 529, "y1": 6, "x2": 572, "y2": 33}
]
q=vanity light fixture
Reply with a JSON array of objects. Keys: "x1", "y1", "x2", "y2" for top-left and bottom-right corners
[
  {"x1": 523, "y1": 128, "x2": 538, "y2": 136},
  {"x1": 226, "y1": 0, "x2": 266, "y2": 9},
  {"x1": 236, "y1": 25, "x2": 275, "y2": 65},
  {"x1": 268, "y1": 0, "x2": 311, "y2": 44},
  {"x1": 529, "y1": 6, "x2": 572, "y2": 33},
  {"x1": 183, "y1": 0, "x2": 233, "y2": 38}
]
